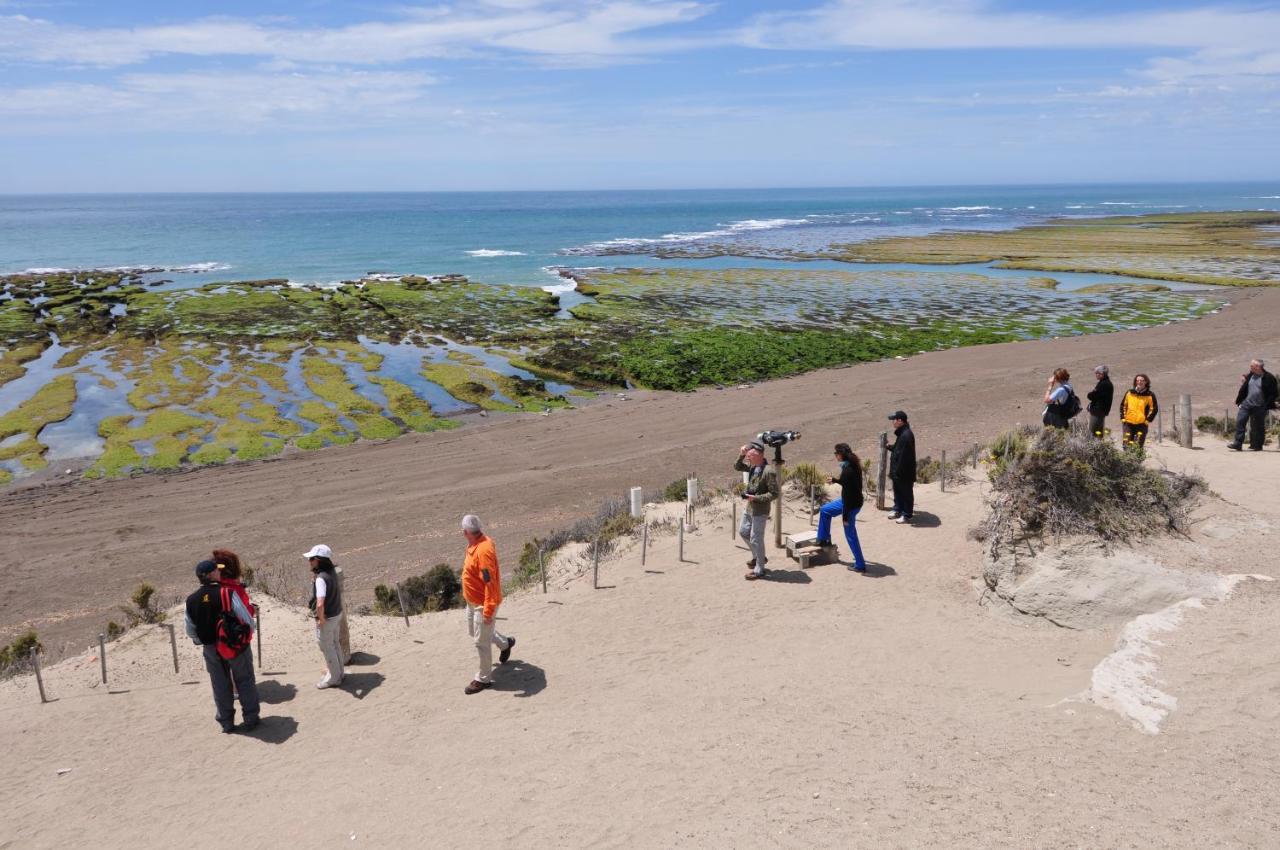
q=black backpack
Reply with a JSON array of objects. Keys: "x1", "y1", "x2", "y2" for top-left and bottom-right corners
[
  {"x1": 216, "y1": 586, "x2": 253, "y2": 659},
  {"x1": 1060, "y1": 389, "x2": 1083, "y2": 419}
]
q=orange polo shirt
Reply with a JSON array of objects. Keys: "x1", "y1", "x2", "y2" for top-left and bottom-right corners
[{"x1": 462, "y1": 534, "x2": 503, "y2": 620}]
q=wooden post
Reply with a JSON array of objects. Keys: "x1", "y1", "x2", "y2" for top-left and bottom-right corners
[
  {"x1": 164, "y1": 623, "x2": 179, "y2": 674},
  {"x1": 1157, "y1": 408, "x2": 1163, "y2": 444},
  {"x1": 335, "y1": 566, "x2": 351, "y2": 663},
  {"x1": 592, "y1": 537, "x2": 600, "y2": 589},
  {"x1": 539, "y1": 547, "x2": 547, "y2": 593},
  {"x1": 809, "y1": 485, "x2": 815, "y2": 527},
  {"x1": 972, "y1": 443, "x2": 979, "y2": 469},
  {"x1": 1224, "y1": 409, "x2": 1231, "y2": 439},
  {"x1": 31, "y1": 648, "x2": 47, "y2": 704},
  {"x1": 876, "y1": 432, "x2": 889, "y2": 511},
  {"x1": 641, "y1": 524, "x2": 648, "y2": 566},
  {"x1": 254, "y1": 609, "x2": 261, "y2": 668},
  {"x1": 731, "y1": 500, "x2": 737, "y2": 538},
  {"x1": 98, "y1": 633, "x2": 107, "y2": 685},
  {"x1": 394, "y1": 583, "x2": 410, "y2": 627},
  {"x1": 940, "y1": 450, "x2": 947, "y2": 492},
  {"x1": 1179, "y1": 394, "x2": 1193, "y2": 448},
  {"x1": 678, "y1": 519, "x2": 686, "y2": 563}
]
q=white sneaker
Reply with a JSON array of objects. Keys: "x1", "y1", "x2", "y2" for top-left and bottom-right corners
[
  {"x1": 887, "y1": 512, "x2": 901, "y2": 520},
  {"x1": 316, "y1": 675, "x2": 332, "y2": 689},
  {"x1": 895, "y1": 515, "x2": 912, "y2": 524}
]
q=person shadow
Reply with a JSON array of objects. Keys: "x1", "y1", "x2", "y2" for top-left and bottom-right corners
[
  {"x1": 761, "y1": 568, "x2": 812, "y2": 584},
  {"x1": 852, "y1": 561, "x2": 897, "y2": 578},
  {"x1": 339, "y1": 672, "x2": 385, "y2": 700},
  {"x1": 239, "y1": 715, "x2": 299, "y2": 744},
  {"x1": 492, "y1": 659, "x2": 547, "y2": 698},
  {"x1": 346, "y1": 651, "x2": 380, "y2": 666},
  {"x1": 255, "y1": 680, "x2": 298, "y2": 705},
  {"x1": 903, "y1": 511, "x2": 941, "y2": 528}
]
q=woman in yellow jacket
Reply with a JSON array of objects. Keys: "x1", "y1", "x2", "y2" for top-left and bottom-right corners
[{"x1": 1119, "y1": 373, "x2": 1158, "y2": 448}]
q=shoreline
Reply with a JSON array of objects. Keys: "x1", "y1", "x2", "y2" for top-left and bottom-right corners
[{"x1": 4, "y1": 285, "x2": 1278, "y2": 656}]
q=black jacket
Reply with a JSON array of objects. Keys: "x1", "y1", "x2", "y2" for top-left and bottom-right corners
[
  {"x1": 1087, "y1": 376, "x2": 1114, "y2": 416},
  {"x1": 889, "y1": 425, "x2": 916, "y2": 483},
  {"x1": 185, "y1": 582, "x2": 223, "y2": 646},
  {"x1": 308, "y1": 566, "x2": 343, "y2": 619},
  {"x1": 1235, "y1": 370, "x2": 1279, "y2": 409},
  {"x1": 833, "y1": 461, "x2": 864, "y2": 520}
]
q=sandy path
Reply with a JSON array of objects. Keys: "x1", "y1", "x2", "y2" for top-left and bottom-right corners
[
  {"x1": 1, "y1": 441, "x2": 1276, "y2": 848},
  {"x1": 2, "y1": 287, "x2": 1278, "y2": 657}
]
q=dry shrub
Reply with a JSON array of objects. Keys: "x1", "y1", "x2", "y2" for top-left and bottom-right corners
[
  {"x1": 974, "y1": 429, "x2": 1205, "y2": 557},
  {"x1": 515, "y1": 497, "x2": 641, "y2": 587}
]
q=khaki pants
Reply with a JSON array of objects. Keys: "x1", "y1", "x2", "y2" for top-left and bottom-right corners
[
  {"x1": 316, "y1": 613, "x2": 345, "y2": 684},
  {"x1": 466, "y1": 604, "x2": 510, "y2": 683}
]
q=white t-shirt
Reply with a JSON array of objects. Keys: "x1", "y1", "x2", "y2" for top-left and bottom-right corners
[{"x1": 314, "y1": 575, "x2": 328, "y2": 599}]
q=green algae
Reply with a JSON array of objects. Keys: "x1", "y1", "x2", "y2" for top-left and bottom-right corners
[
  {"x1": 0, "y1": 375, "x2": 76, "y2": 469},
  {"x1": 89, "y1": 409, "x2": 213, "y2": 477},
  {"x1": 300, "y1": 353, "x2": 399, "y2": 441},
  {"x1": 125, "y1": 344, "x2": 215, "y2": 410},
  {"x1": 369, "y1": 376, "x2": 457, "y2": 432},
  {"x1": 0, "y1": 343, "x2": 46, "y2": 386},
  {"x1": 192, "y1": 378, "x2": 301, "y2": 463}
]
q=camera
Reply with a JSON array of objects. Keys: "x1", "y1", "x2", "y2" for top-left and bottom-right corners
[{"x1": 757, "y1": 430, "x2": 800, "y2": 448}]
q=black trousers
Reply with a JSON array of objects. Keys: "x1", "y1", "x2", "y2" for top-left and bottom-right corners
[
  {"x1": 1088, "y1": 413, "x2": 1106, "y2": 438},
  {"x1": 892, "y1": 478, "x2": 914, "y2": 518},
  {"x1": 1235, "y1": 406, "x2": 1269, "y2": 449}
]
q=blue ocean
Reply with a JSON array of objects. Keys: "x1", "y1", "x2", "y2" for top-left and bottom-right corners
[{"x1": 2, "y1": 183, "x2": 1278, "y2": 288}]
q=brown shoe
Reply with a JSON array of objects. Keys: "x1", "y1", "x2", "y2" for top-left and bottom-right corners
[{"x1": 464, "y1": 679, "x2": 493, "y2": 695}]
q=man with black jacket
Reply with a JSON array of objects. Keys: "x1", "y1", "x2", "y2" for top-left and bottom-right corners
[
  {"x1": 1230, "y1": 359, "x2": 1278, "y2": 451},
  {"x1": 1087, "y1": 365, "x2": 1114, "y2": 439},
  {"x1": 887, "y1": 411, "x2": 917, "y2": 525},
  {"x1": 184, "y1": 560, "x2": 260, "y2": 733}
]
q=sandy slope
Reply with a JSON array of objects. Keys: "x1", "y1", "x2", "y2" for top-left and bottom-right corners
[
  {"x1": 1, "y1": 441, "x2": 1277, "y2": 849},
  {"x1": 3, "y1": 287, "x2": 1280, "y2": 659}
]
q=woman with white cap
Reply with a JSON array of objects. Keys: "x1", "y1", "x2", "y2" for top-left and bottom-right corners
[{"x1": 305, "y1": 544, "x2": 344, "y2": 689}]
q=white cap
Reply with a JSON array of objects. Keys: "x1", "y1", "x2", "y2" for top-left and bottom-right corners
[{"x1": 303, "y1": 544, "x2": 332, "y2": 560}]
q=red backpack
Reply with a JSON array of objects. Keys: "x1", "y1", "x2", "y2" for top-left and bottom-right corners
[{"x1": 216, "y1": 586, "x2": 254, "y2": 660}]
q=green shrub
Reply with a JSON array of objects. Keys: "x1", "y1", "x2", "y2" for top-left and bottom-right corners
[
  {"x1": 106, "y1": 620, "x2": 125, "y2": 640},
  {"x1": 0, "y1": 631, "x2": 41, "y2": 676},
  {"x1": 916, "y1": 455, "x2": 971, "y2": 486},
  {"x1": 785, "y1": 462, "x2": 826, "y2": 493},
  {"x1": 374, "y1": 563, "x2": 462, "y2": 616},
  {"x1": 121, "y1": 582, "x2": 166, "y2": 626},
  {"x1": 662, "y1": 477, "x2": 690, "y2": 502}
]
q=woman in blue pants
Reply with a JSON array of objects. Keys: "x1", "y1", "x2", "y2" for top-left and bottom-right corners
[{"x1": 816, "y1": 443, "x2": 868, "y2": 572}]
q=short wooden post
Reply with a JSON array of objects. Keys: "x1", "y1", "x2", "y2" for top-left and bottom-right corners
[
  {"x1": 1157, "y1": 408, "x2": 1163, "y2": 443},
  {"x1": 678, "y1": 519, "x2": 685, "y2": 563},
  {"x1": 539, "y1": 547, "x2": 547, "y2": 593},
  {"x1": 876, "y1": 432, "x2": 889, "y2": 511},
  {"x1": 592, "y1": 537, "x2": 600, "y2": 589},
  {"x1": 254, "y1": 609, "x2": 262, "y2": 668},
  {"x1": 395, "y1": 583, "x2": 410, "y2": 627},
  {"x1": 972, "y1": 443, "x2": 979, "y2": 469},
  {"x1": 165, "y1": 623, "x2": 180, "y2": 674},
  {"x1": 641, "y1": 524, "x2": 648, "y2": 566},
  {"x1": 1224, "y1": 409, "x2": 1231, "y2": 438},
  {"x1": 940, "y1": 450, "x2": 947, "y2": 492},
  {"x1": 1178, "y1": 394, "x2": 1193, "y2": 448},
  {"x1": 98, "y1": 633, "x2": 107, "y2": 685},
  {"x1": 731, "y1": 500, "x2": 737, "y2": 538},
  {"x1": 809, "y1": 485, "x2": 815, "y2": 527},
  {"x1": 31, "y1": 648, "x2": 47, "y2": 704}
]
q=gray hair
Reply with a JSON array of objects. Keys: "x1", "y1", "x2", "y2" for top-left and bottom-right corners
[
  {"x1": 1094, "y1": 365, "x2": 1109, "y2": 376},
  {"x1": 461, "y1": 514, "x2": 482, "y2": 533},
  {"x1": 1252, "y1": 358, "x2": 1265, "y2": 368}
]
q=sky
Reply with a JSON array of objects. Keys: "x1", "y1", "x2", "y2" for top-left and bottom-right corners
[{"x1": 1, "y1": 0, "x2": 1278, "y2": 192}]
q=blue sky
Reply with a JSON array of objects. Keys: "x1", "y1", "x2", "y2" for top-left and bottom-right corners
[{"x1": 1, "y1": 0, "x2": 1278, "y2": 191}]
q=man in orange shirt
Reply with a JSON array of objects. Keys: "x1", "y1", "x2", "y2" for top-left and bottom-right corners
[{"x1": 461, "y1": 514, "x2": 515, "y2": 694}]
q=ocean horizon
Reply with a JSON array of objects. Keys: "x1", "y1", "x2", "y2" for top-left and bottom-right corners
[{"x1": 3, "y1": 182, "x2": 1278, "y2": 289}]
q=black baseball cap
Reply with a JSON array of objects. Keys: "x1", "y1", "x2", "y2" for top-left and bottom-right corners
[
  {"x1": 888, "y1": 410, "x2": 908, "y2": 421},
  {"x1": 195, "y1": 559, "x2": 218, "y2": 580}
]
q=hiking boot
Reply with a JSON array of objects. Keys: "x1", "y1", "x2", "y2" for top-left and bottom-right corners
[
  {"x1": 499, "y1": 636, "x2": 515, "y2": 664},
  {"x1": 1227, "y1": 443, "x2": 1243, "y2": 451},
  {"x1": 239, "y1": 718, "x2": 261, "y2": 733},
  {"x1": 465, "y1": 679, "x2": 493, "y2": 695}
]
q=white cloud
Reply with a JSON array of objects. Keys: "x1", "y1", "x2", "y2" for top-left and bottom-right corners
[
  {"x1": 738, "y1": 0, "x2": 1280, "y2": 52},
  {"x1": 0, "y1": 1, "x2": 716, "y2": 68}
]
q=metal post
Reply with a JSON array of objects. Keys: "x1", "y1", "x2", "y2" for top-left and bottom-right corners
[
  {"x1": 98, "y1": 633, "x2": 107, "y2": 685},
  {"x1": 1179, "y1": 394, "x2": 1193, "y2": 448},
  {"x1": 539, "y1": 548, "x2": 547, "y2": 593},
  {"x1": 678, "y1": 519, "x2": 685, "y2": 562},
  {"x1": 641, "y1": 524, "x2": 648, "y2": 566},
  {"x1": 731, "y1": 500, "x2": 737, "y2": 538},
  {"x1": 31, "y1": 648, "x2": 47, "y2": 704},
  {"x1": 876, "y1": 432, "x2": 889, "y2": 511},
  {"x1": 165, "y1": 623, "x2": 179, "y2": 674},
  {"x1": 254, "y1": 609, "x2": 261, "y2": 668},
  {"x1": 592, "y1": 537, "x2": 600, "y2": 589},
  {"x1": 394, "y1": 582, "x2": 410, "y2": 627},
  {"x1": 773, "y1": 473, "x2": 783, "y2": 549},
  {"x1": 940, "y1": 450, "x2": 947, "y2": 492}
]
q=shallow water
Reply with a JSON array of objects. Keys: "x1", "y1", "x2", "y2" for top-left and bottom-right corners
[{"x1": 0, "y1": 334, "x2": 74, "y2": 416}]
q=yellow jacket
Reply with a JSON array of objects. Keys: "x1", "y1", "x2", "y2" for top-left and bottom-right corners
[{"x1": 1120, "y1": 389, "x2": 1158, "y2": 426}]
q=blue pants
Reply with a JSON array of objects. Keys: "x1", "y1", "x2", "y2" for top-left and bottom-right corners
[{"x1": 817, "y1": 500, "x2": 866, "y2": 570}]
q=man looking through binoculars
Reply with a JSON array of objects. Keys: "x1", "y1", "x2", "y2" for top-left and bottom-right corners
[{"x1": 734, "y1": 440, "x2": 780, "y2": 581}]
